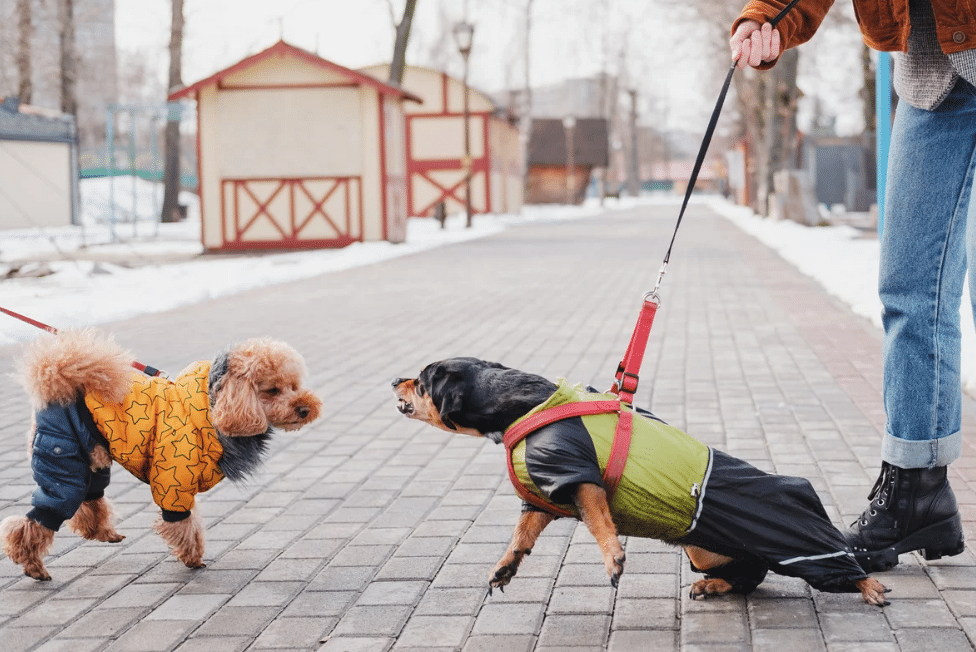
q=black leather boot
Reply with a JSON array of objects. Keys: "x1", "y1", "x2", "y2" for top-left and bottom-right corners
[{"x1": 845, "y1": 461, "x2": 965, "y2": 572}]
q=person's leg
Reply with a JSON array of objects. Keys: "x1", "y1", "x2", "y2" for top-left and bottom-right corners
[{"x1": 846, "y1": 79, "x2": 976, "y2": 572}]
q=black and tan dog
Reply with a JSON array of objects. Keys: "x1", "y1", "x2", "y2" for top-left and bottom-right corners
[{"x1": 393, "y1": 357, "x2": 889, "y2": 606}]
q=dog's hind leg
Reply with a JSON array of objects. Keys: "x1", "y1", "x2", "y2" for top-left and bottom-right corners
[
  {"x1": 489, "y1": 507, "x2": 555, "y2": 593},
  {"x1": 0, "y1": 516, "x2": 56, "y2": 581},
  {"x1": 575, "y1": 483, "x2": 626, "y2": 587},
  {"x1": 68, "y1": 453, "x2": 124, "y2": 543},
  {"x1": 686, "y1": 548, "x2": 768, "y2": 599},
  {"x1": 855, "y1": 577, "x2": 890, "y2": 606}
]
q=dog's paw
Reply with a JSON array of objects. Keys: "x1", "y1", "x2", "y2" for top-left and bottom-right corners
[
  {"x1": 100, "y1": 531, "x2": 126, "y2": 544},
  {"x1": 689, "y1": 578, "x2": 733, "y2": 600},
  {"x1": 487, "y1": 548, "x2": 532, "y2": 596},
  {"x1": 72, "y1": 522, "x2": 125, "y2": 543},
  {"x1": 179, "y1": 556, "x2": 206, "y2": 569},
  {"x1": 606, "y1": 551, "x2": 626, "y2": 588},
  {"x1": 855, "y1": 577, "x2": 890, "y2": 607},
  {"x1": 487, "y1": 562, "x2": 517, "y2": 595},
  {"x1": 23, "y1": 561, "x2": 52, "y2": 581}
]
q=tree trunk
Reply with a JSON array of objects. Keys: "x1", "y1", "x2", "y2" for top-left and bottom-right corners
[
  {"x1": 388, "y1": 0, "x2": 417, "y2": 85},
  {"x1": 16, "y1": 0, "x2": 32, "y2": 103},
  {"x1": 734, "y1": 48, "x2": 801, "y2": 217},
  {"x1": 57, "y1": 0, "x2": 77, "y2": 115},
  {"x1": 770, "y1": 48, "x2": 800, "y2": 173},
  {"x1": 626, "y1": 88, "x2": 640, "y2": 196},
  {"x1": 161, "y1": 0, "x2": 185, "y2": 223},
  {"x1": 522, "y1": 0, "x2": 533, "y2": 200}
]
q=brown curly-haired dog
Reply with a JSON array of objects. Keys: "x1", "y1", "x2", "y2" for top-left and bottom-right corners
[{"x1": 1, "y1": 329, "x2": 322, "y2": 580}]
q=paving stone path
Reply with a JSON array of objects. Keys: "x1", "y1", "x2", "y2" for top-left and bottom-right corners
[{"x1": 1, "y1": 202, "x2": 974, "y2": 651}]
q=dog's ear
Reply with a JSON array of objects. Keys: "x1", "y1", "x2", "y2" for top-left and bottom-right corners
[
  {"x1": 437, "y1": 384, "x2": 464, "y2": 430},
  {"x1": 421, "y1": 362, "x2": 467, "y2": 431},
  {"x1": 211, "y1": 366, "x2": 268, "y2": 437}
]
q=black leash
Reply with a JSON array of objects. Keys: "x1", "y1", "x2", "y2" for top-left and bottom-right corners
[{"x1": 650, "y1": 0, "x2": 803, "y2": 298}]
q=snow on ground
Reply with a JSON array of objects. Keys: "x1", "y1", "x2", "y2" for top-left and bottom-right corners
[
  {"x1": 0, "y1": 177, "x2": 629, "y2": 346},
  {"x1": 2, "y1": 176, "x2": 975, "y2": 397}
]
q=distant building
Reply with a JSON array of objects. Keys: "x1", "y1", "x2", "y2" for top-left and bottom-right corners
[
  {"x1": 802, "y1": 136, "x2": 875, "y2": 212},
  {"x1": 0, "y1": 0, "x2": 117, "y2": 147},
  {"x1": 169, "y1": 41, "x2": 420, "y2": 251},
  {"x1": 360, "y1": 64, "x2": 523, "y2": 218},
  {"x1": 525, "y1": 118, "x2": 608, "y2": 205},
  {"x1": 0, "y1": 97, "x2": 79, "y2": 229},
  {"x1": 499, "y1": 74, "x2": 616, "y2": 122}
]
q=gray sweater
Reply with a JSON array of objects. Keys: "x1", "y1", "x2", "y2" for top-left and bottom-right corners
[{"x1": 896, "y1": 0, "x2": 976, "y2": 109}]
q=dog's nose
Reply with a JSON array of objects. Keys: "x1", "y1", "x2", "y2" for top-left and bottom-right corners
[
  {"x1": 296, "y1": 406, "x2": 310, "y2": 419},
  {"x1": 392, "y1": 378, "x2": 408, "y2": 387}
]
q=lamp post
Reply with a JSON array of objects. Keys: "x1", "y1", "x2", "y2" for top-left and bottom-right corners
[
  {"x1": 453, "y1": 20, "x2": 474, "y2": 228},
  {"x1": 563, "y1": 115, "x2": 576, "y2": 205}
]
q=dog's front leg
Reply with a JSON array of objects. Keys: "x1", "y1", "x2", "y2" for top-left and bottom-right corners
[
  {"x1": 489, "y1": 508, "x2": 555, "y2": 594},
  {"x1": 153, "y1": 509, "x2": 206, "y2": 568},
  {"x1": 574, "y1": 483, "x2": 626, "y2": 587}
]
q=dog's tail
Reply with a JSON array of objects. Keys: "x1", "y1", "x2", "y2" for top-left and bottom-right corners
[{"x1": 19, "y1": 328, "x2": 135, "y2": 408}]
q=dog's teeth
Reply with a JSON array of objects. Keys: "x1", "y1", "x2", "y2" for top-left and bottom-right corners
[{"x1": 396, "y1": 400, "x2": 414, "y2": 415}]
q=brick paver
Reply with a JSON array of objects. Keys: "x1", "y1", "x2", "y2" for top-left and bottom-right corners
[{"x1": 1, "y1": 201, "x2": 975, "y2": 651}]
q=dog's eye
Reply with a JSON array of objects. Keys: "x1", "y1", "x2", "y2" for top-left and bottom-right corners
[
  {"x1": 416, "y1": 384, "x2": 426, "y2": 397},
  {"x1": 264, "y1": 387, "x2": 282, "y2": 397}
]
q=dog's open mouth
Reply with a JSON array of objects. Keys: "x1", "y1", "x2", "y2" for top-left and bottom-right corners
[{"x1": 397, "y1": 399, "x2": 414, "y2": 416}]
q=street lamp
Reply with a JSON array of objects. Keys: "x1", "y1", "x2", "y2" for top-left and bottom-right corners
[
  {"x1": 563, "y1": 115, "x2": 576, "y2": 205},
  {"x1": 453, "y1": 20, "x2": 474, "y2": 227}
]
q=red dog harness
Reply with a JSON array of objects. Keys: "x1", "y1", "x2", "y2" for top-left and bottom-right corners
[{"x1": 503, "y1": 296, "x2": 659, "y2": 517}]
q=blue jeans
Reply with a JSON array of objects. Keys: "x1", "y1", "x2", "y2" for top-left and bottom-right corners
[{"x1": 880, "y1": 78, "x2": 976, "y2": 468}]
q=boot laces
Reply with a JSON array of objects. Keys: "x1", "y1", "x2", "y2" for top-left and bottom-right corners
[
  {"x1": 859, "y1": 463, "x2": 897, "y2": 526},
  {"x1": 867, "y1": 463, "x2": 897, "y2": 504}
]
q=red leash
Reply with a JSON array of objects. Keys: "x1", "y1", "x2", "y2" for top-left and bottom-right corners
[{"x1": 1, "y1": 305, "x2": 169, "y2": 379}]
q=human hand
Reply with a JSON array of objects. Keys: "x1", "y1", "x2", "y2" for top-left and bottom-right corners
[{"x1": 730, "y1": 20, "x2": 781, "y2": 69}]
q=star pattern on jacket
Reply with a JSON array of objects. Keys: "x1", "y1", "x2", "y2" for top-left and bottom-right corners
[{"x1": 86, "y1": 362, "x2": 223, "y2": 514}]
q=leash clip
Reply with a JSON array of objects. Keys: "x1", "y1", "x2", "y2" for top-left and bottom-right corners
[{"x1": 645, "y1": 263, "x2": 667, "y2": 305}]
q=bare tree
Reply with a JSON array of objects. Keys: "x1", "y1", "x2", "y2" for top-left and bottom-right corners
[
  {"x1": 16, "y1": 0, "x2": 32, "y2": 103},
  {"x1": 859, "y1": 41, "x2": 877, "y2": 136},
  {"x1": 57, "y1": 0, "x2": 77, "y2": 115},
  {"x1": 658, "y1": 0, "x2": 806, "y2": 214},
  {"x1": 386, "y1": 0, "x2": 418, "y2": 85},
  {"x1": 161, "y1": 0, "x2": 185, "y2": 223}
]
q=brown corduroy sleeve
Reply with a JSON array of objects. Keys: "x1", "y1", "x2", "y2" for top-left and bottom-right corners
[{"x1": 731, "y1": 0, "x2": 835, "y2": 69}]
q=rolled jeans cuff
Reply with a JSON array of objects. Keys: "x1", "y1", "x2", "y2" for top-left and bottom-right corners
[{"x1": 881, "y1": 429, "x2": 961, "y2": 469}]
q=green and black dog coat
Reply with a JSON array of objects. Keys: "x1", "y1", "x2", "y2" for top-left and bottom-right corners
[{"x1": 502, "y1": 380, "x2": 869, "y2": 594}]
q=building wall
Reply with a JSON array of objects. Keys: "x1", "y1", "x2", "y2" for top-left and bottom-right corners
[
  {"x1": 361, "y1": 63, "x2": 523, "y2": 218},
  {"x1": 381, "y1": 93, "x2": 407, "y2": 243},
  {"x1": 0, "y1": 139, "x2": 72, "y2": 228},
  {"x1": 214, "y1": 87, "x2": 362, "y2": 178},
  {"x1": 198, "y1": 85, "x2": 221, "y2": 248},
  {"x1": 489, "y1": 116, "x2": 523, "y2": 215},
  {"x1": 359, "y1": 86, "x2": 383, "y2": 242},
  {"x1": 196, "y1": 51, "x2": 400, "y2": 249},
  {"x1": 526, "y1": 165, "x2": 588, "y2": 205}
]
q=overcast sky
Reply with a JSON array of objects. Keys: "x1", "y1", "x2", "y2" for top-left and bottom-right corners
[
  {"x1": 116, "y1": 1, "x2": 631, "y2": 92},
  {"x1": 115, "y1": 0, "x2": 868, "y2": 136},
  {"x1": 114, "y1": 0, "x2": 739, "y2": 131}
]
